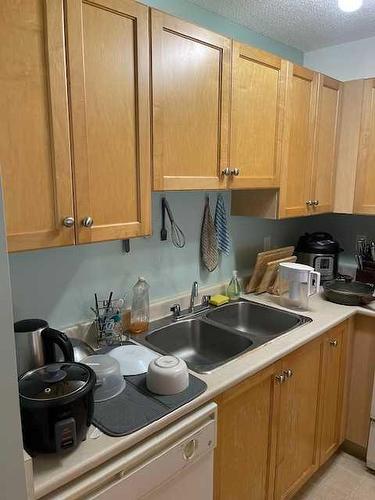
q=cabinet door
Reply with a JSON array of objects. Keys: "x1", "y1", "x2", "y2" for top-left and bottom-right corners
[
  {"x1": 151, "y1": 10, "x2": 230, "y2": 191},
  {"x1": 0, "y1": 0, "x2": 75, "y2": 252},
  {"x1": 354, "y1": 79, "x2": 375, "y2": 214},
  {"x1": 279, "y1": 64, "x2": 319, "y2": 218},
  {"x1": 311, "y1": 75, "x2": 342, "y2": 214},
  {"x1": 66, "y1": 0, "x2": 151, "y2": 244},
  {"x1": 214, "y1": 363, "x2": 281, "y2": 500},
  {"x1": 230, "y1": 44, "x2": 287, "y2": 189},
  {"x1": 319, "y1": 323, "x2": 347, "y2": 465},
  {"x1": 274, "y1": 339, "x2": 323, "y2": 500}
]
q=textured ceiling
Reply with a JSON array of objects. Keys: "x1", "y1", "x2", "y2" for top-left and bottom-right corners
[{"x1": 187, "y1": 0, "x2": 375, "y2": 51}]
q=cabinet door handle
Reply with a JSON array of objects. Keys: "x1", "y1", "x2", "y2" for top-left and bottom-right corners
[
  {"x1": 329, "y1": 339, "x2": 338, "y2": 347},
  {"x1": 313, "y1": 200, "x2": 319, "y2": 206},
  {"x1": 62, "y1": 216, "x2": 75, "y2": 228},
  {"x1": 275, "y1": 373, "x2": 286, "y2": 384},
  {"x1": 82, "y1": 216, "x2": 94, "y2": 228},
  {"x1": 306, "y1": 200, "x2": 313, "y2": 206},
  {"x1": 221, "y1": 168, "x2": 231, "y2": 176},
  {"x1": 283, "y1": 369, "x2": 294, "y2": 379},
  {"x1": 231, "y1": 168, "x2": 240, "y2": 176}
]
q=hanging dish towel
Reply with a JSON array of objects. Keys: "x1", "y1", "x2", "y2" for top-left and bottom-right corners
[
  {"x1": 201, "y1": 197, "x2": 218, "y2": 272},
  {"x1": 214, "y1": 194, "x2": 232, "y2": 256}
]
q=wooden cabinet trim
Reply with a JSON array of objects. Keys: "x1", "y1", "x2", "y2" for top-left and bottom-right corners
[{"x1": 151, "y1": 9, "x2": 230, "y2": 191}]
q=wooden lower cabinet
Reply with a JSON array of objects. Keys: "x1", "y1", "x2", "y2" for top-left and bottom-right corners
[
  {"x1": 214, "y1": 362, "x2": 282, "y2": 500},
  {"x1": 274, "y1": 339, "x2": 323, "y2": 499},
  {"x1": 318, "y1": 323, "x2": 347, "y2": 465},
  {"x1": 214, "y1": 323, "x2": 348, "y2": 500}
]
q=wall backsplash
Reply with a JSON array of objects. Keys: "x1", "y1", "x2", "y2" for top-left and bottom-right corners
[
  {"x1": 9, "y1": 192, "x2": 319, "y2": 329},
  {"x1": 9, "y1": 189, "x2": 373, "y2": 329}
]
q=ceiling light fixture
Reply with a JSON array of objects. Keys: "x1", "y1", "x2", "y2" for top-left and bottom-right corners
[{"x1": 338, "y1": 0, "x2": 363, "y2": 12}]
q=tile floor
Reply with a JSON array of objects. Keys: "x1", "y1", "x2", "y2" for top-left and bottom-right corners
[{"x1": 295, "y1": 452, "x2": 375, "y2": 499}]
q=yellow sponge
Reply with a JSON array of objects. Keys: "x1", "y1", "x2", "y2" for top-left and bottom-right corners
[{"x1": 209, "y1": 294, "x2": 230, "y2": 306}]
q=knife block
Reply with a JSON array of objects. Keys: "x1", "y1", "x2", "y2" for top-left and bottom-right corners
[{"x1": 356, "y1": 260, "x2": 375, "y2": 285}]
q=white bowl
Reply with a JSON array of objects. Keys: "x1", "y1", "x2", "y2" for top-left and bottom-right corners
[
  {"x1": 146, "y1": 356, "x2": 189, "y2": 395},
  {"x1": 108, "y1": 345, "x2": 158, "y2": 376}
]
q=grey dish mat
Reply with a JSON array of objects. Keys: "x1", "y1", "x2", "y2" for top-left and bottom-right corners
[{"x1": 91, "y1": 343, "x2": 207, "y2": 437}]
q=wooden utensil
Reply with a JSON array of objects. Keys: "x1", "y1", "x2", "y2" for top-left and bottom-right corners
[
  {"x1": 256, "y1": 255, "x2": 297, "y2": 294},
  {"x1": 246, "y1": 246, "x2": 295, "y2": 293}
]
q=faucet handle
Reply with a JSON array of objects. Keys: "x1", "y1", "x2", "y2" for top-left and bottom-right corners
[
  {"x1": 170, "y1": 303, "x2": 181, "y2": 319},
  {"x1": 192, "y1": 281, "x2": 199, "y2": 297},
  {"x1": 201, "y1": 295, "x2": 211, "y2": 306}
]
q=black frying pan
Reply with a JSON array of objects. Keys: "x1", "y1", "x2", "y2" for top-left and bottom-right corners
[{"x1": 323, "y1": 280, "x2": 375, "y2": 306}]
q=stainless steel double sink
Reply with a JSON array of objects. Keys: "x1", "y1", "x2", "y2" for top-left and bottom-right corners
[{"x1": 137, "y1": 299, "x2": 311, "y2": 373}]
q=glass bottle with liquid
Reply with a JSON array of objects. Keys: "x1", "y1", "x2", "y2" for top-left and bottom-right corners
[
  {"x1": 129, "y1": 277, "x2": 150, "y2": 334},
  {"x1": 227, "y1": 270, "x2": 241, "y2": 301}
]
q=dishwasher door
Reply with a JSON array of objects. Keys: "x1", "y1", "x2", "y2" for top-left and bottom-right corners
[{"x1": 91, "y1": 413, "x2": 215, "y2": 500}]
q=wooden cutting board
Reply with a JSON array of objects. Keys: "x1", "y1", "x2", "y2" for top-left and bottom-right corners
[
  {"x1": 256, "y1": 255, "x2": 297, "y2": 294},
  {"x1": 245, "y1": 246, "x2": 295, "y2": 293}
]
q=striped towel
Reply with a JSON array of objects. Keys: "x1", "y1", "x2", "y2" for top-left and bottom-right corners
[{"x1": 214, "y1": 194, "x2": 231, "y2": 256}]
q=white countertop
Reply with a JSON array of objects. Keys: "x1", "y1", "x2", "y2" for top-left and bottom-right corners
[{"x1": 31, "y1": 292, "x2": 375, "y2": 499}]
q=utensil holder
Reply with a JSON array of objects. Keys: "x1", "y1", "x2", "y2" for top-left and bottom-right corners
[{"x1": 93, "y1": 298, "x2": 129, "y2": 346}]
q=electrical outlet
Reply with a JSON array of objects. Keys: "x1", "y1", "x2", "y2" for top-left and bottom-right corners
[{"x1": 263, "y1": 236, "x2": 272, "y2": 251}]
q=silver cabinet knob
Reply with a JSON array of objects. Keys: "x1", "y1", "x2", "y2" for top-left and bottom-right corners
[
  {"x1": 222, "y1": 168, "x2": 231, "y2": 176},
  {"x1": 62, "y1": 216, "x2": 75, "y2": 228},
  {"x1": 231, "y1": 168, "x2": 240, "y2": 176},
  {"x1": 283, "y1": 369, "x2": 294, "y2": 379},
  {"x1": 275, "y1": 373, "x2": 286, "y2": 384},
  {"x1": 313, "y1": 200, "x2": 319, "y2": 206},
  {"x1": 82, "y1": 216, "x2": 94, "y2": 228},
  {"x1": 329, "y1": 339, "x2": 338, "y2": 347},
  {"x1": 306, "y1": 200, "x2": 313, "y2": 206}
]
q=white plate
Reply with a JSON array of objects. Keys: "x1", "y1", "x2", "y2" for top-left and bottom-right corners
[{"x1": 108, "y1": 345, "x2": 159, "y2": 376}]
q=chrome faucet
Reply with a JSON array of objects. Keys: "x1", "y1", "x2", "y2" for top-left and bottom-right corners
[{"x1": 189, "y1": 281, "x2": 199, "y2": 312}]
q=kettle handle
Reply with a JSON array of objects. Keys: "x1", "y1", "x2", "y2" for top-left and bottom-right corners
[
  {"x1": 308, "y1": 271, "x2": 321, "y2": 297},
  {"x1": 42, "y1": 328, "x2": 74, "y2": 363}
]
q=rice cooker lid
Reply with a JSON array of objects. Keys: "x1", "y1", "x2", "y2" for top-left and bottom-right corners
[
  {"x1": 19, "y1": 363, "x2": 93, "y2": 402},
  {"x1": 296, "y1": 232, "x2": 341, "y2": 255}
]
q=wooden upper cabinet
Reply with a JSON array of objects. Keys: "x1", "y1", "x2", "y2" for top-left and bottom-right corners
[
  {"x1": 66, "y1": 0, "x2": 151, "y2": 244},
  {"x1": 230, "y1": 44, "x2": 287, "y2": 189},
  {"x1": 311, "y1": 75, "x2": 342, "y2": 215},
  {"x1": 274, "y1": 339, "x2": 322, "y2": 500},
  {"x1": 151, "y1": 10, "x2": 231, "y2": 191},
  {"x1": 0, "y1": 0, "x2": 75, "y2": 252},
  {"x1": 354, "y1": 79, "x2": 375, "y2": 214},
  {"x1": 279, "y1": 64, "x2": 319, "y2": 218}
]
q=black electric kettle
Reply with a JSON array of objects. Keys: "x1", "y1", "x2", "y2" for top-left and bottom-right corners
[{"x1": 14, "y1": 319, "x2": 74, "y2": 376}]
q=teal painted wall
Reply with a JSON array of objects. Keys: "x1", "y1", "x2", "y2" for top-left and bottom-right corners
[
  {"x1": 9, "y1": 193, "x2": 320, "y2": 328},
  {"x1": 143, "y1": 0, "x2": 303, "y2": 63},
  {"x1": 8, "y1": 1, "x2": 304, "y2": 329}
]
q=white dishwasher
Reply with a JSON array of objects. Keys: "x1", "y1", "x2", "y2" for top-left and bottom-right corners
[{"x1": 47, "y1": 403, "x2": 217, "y2": 500}]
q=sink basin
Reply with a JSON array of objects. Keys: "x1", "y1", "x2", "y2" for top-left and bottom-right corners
[
  {"x1": 206, "y1": 301, "x2": 307, "y2": 337},
  {"x1": 144, "y1": 319, "x2": 253, "y2": 373}
]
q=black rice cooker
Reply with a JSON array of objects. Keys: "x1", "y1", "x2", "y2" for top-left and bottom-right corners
[{"x1": 19, "y1": 362, "x2": 96, "y2": 455}]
